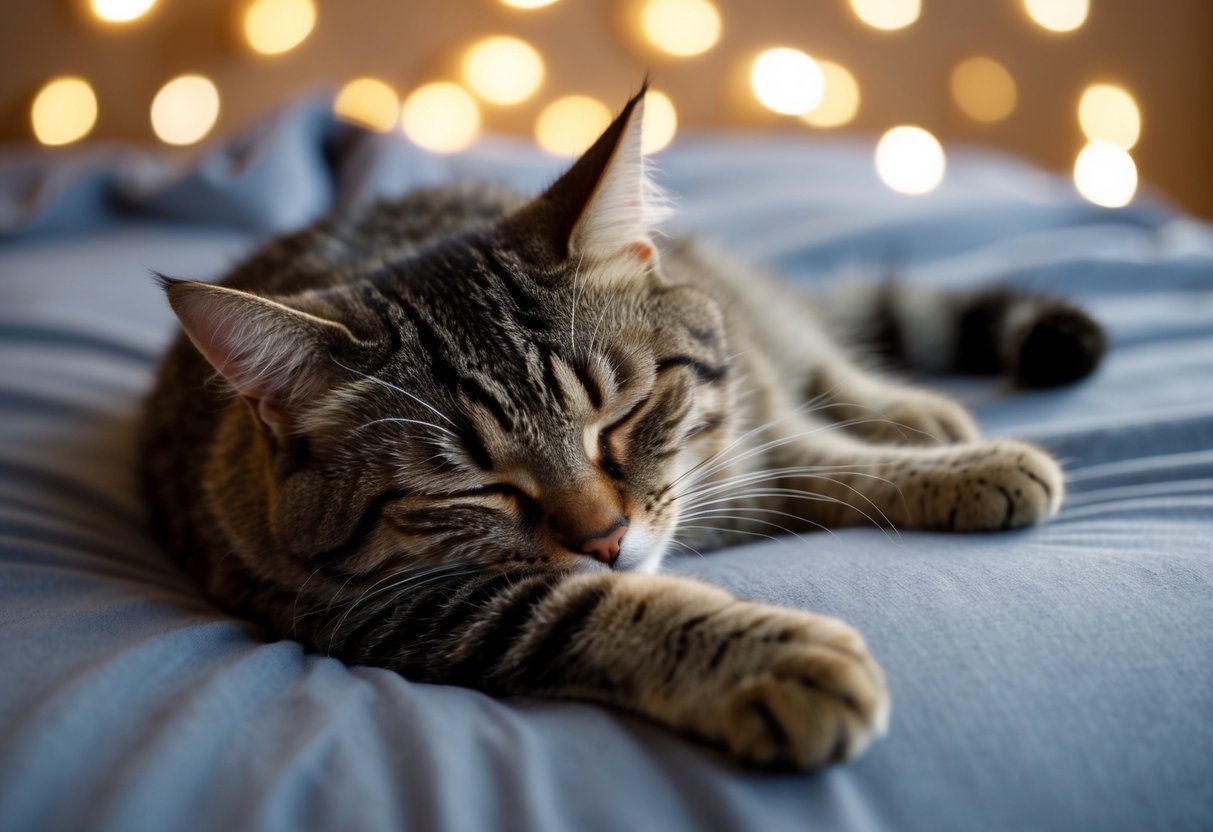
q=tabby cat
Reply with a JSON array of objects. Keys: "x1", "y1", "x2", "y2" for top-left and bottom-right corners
[{"x1": 140, "y1": 87, "x2": 1103, "y2": 770}]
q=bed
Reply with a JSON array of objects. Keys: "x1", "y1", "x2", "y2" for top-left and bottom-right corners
[{"x1": 2, "y1": 99, "x2": 1211, "y2": 832}]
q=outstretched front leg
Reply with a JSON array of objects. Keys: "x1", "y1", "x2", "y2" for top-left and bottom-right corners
[
  {"x1": 678, "y1": 416, "x2": 1063, "y2": 544},
  {"x1": 325, "y1": 570, "x2": 891, "y2": 770}
]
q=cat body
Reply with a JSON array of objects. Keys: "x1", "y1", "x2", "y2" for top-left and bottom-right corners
[{"x1": 140, "y1": 89, "x2": 1103, "y2": 769}]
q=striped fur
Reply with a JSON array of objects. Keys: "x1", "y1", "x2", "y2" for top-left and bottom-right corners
[{"x1": 140, "y1": 88, "x2": 1102, "y2": 770}]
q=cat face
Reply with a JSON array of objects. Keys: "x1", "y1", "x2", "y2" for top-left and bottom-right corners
[
  {"x1": 304, "y1": 238, "x2": 730, "y2": 575},
  {"x1": 167, "y1": 87, "x2": 733, "y2": 580}
]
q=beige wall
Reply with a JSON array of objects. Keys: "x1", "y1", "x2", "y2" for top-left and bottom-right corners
[{"x1": 2, "y1": 0, "x2": 1211, "y2": 217}]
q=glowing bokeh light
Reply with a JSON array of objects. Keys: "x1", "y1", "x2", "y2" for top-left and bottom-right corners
[
  {"x1": 536, "y1": 95, "x2": 612, "y2": 156},
  {"x1": 1078, "y1": 84, "x2": 1140, "y2": 150},
  {"x1": 1024, "y1": 0, "x2": 1088, "y2": 32},
  {"x1": 641, "y1": 90, "x2": 677, "y2": 153},
  {"x1": 462, "y1": 36, "x2": 545, "y2": 105},
  {"x1": 1074, "y1": 142, "x2": 1137, "y2": 208},
  {"x1": 951, "y1": 57, "x2": 1017, "y2": 123},
  {"x1": 641, "y1": 0, "x2": 721, "y2": 57},
  {"x1": 401, "y1": 82, "x2": 480, "y2": 153},
  {"x1": 751, "y1": 48, "x2": 824, "y2": 116},
  {"x1": 800, "y1": 60, "x2": 860, "y2": 128},
  {"x1": 90, "y1": 0, "x2": 156, "y2": 23},
  {"x1": 848, "y1": 0, "x2": 920, "y2": 30},
  {"x1": 333, "y1": 78, "x2": 399, "y2": 132},
  {"x1": 500, "y1": 0, "x2": 559, "y2": 7},
  {"x1": 243, "y1": 0, "x2": 316, "y2": 56},
  {"x1": 31, "y1": 76, "x2": 98, "y2": 146},
  {"x1": 151, "y1": 74, "x2": 220, "y2": 146},
  {"x1": 875, "y1": 126, "x2": 946, "y2": 195}
]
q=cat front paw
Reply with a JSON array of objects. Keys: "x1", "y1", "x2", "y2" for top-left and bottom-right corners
[
  {"x1": 902, "y1": 438, "x2": 1064, "y2": 531},
  {"x1": 719, "y1": 620, "x2": 890, "y2": 769}
]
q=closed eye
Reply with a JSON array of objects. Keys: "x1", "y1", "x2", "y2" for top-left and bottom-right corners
[
  {"x1": 685, "y1": 414, "x2": 725, "y2": 440},
  {"x1": 598, "y1": 431, "x2": 626, "y2": 481},
  {"x1": 454, "y1": 483, "x2": 542, "y2": 523}
]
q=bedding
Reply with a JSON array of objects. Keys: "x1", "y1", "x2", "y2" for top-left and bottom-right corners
[{"x1": 1, "y1": 99, "x2": 1211, "y2": 832}]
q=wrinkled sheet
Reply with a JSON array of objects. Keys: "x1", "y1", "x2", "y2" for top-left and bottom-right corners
[{"x1": 1, "y1": 99, "x2": 1211, "y2": 832}]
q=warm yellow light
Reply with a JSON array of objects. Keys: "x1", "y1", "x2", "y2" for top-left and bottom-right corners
[
  {"x1": 462, "y1": 36, "x2": 545, "y2": 105},
  {"x1": 536, "y1": 95, "x2": 612, "y2": 156},
  {"x1": 1078, "y1": 84, "x2": 1140, "y2": 151},
  {"x1": 800, "y1": 60, "x2": 860, "y2": 128},
  {"x1": 1024, "y1": 0, "x2": 1088, "y2": 32},
  {"x1": 875, "y1": 126, "x2": 945, "y2": 195},
  {"x1": 31, "y1": 76, "x2": 98, "y2": 146},
  {"x1": 90, "y1": 0, "x2": 156, "y2": 23},
  {"x1": 333, "y1": 78, "x2": 399, "y2": 133},
  {"x1": 401, "y1": 83, "x2": 480, "y2": 153},
  {"x1": 243, "y1": 0, "x2": 316, "y2": 56},
  {"x1": 751, "y1": 48, "x2": 824, "y2": 116},
  {"x1": 641, "y1": 0, "x2": 721, "y2": 57},
  {"x1": 951, "y1": 57, "x2": 1017, "y2": 123},
  {"x1": 641, "y1": 90, "x2": 677, "y2": 154},
  {"x1": 500, "y1": 0, "x2": 559, "y2": 7},
  {"x1": 848, "y1": 0, "x2": 920, "y2": 30},
  {"x1": 151, "y1": 74, "x2": 220, "y2": 146},
  {"x1": 1074, "y1": 142, "x2": 1137, "y2": 208}
]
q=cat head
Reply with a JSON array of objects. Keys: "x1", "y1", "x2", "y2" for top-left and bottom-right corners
[{"x1": 165, "y1": 87, "x2": 732, "y2": 582}]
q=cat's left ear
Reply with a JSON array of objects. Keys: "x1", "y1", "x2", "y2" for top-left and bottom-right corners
[{"x1": 508, "y1": 84, "x2": 670, "y2": 265}]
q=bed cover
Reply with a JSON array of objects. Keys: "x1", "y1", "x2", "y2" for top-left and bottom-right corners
[{"x1": 1, "y1": 101, "x2": 1210, "y2": 832}]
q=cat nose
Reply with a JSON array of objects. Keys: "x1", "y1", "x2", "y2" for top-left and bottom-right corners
[{"x1": 578, "y1": 520, "x2": 628, "y2": 566}]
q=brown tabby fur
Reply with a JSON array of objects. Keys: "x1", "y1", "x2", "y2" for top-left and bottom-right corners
[{"x1": 140, "y1": 88, "x2": 1102, "y2": 769}]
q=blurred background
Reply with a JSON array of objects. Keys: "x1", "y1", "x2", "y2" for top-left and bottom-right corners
[{"x1": 3, "y1": 0, "x2": 1210, "y2": 217}]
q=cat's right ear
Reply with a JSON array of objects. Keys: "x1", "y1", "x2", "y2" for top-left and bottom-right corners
[
  {"x1": 504, "y1": 84, "x2": 670, "y2": 267},
  {"x1": 161, "y1": 277, "x2": 356, "y2": 436}
]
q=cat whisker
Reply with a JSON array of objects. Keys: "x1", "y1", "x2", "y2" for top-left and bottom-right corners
[
  {"x1": 324, "y1": 562, "x2": 480, "y2": 655},
  {"x1": 677, "y1": 505, "x2": 836, "y2": 543},
  {"x1": 332, "y1": 358, "x2": 457, "y2": 426},
  {"x1": 353, "y1": 416, "x2": 460, "y2": 439}
]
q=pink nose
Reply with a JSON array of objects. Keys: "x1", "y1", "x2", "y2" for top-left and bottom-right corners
[{"x1": 580, "y1": 522, "x2": 628, "y2": 566}]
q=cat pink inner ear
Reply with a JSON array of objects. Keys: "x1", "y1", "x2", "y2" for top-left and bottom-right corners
[
  {"x1": 569, "y1": 94, "x2": 670, "y2": 262},
  {"x1": 166, "y1": 281, "x2": 349, "y2": 435}
]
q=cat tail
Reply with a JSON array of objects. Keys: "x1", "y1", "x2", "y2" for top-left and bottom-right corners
[{"x1": 823, "y1": 282, "x2": 1106, "y2": 388}]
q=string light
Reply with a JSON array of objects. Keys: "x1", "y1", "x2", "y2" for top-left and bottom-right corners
[
  {"x1": 1023, "y1": 0, "x2": 1088, "y2": 33},
  {"x1": 875, "y1": 126, "x2": 946, "y2": 195},
  {"x1": 151, "y1": 74, "x2": 220, "y2": 146},
  {"x1": 1078, "y1": 84, "x2": 1140, "y2": 150},
  {"x1": 462, "y1": 36, "x2": 545, "y2": 105},
  {"x1": 333, "y1": 78, "x2": 399, "y2": 132},
  {"x1": 640, "y1": 0, "x2": 721, "y2": 57},
  {"x1": 801, "y1": 60, "x2": 860, "y2": 128},
  {"x1": 848, "y1": 0, "x2": 920, "y2": 31},
  {"x1": 1074, "y1": 142, "x2": 1136, "y2": 208},
  {"x1": 951, "y1": 57, "x2": 1017, "y2": 123},
  {"x1": 642, "y1": 90, "x2": 677, "y2": 153},
  {"x1": 751, "y1": 48, "x2": 824, "y2": 116},
  {"x1": 536, "y1": 95, "x2": 611, "y2": 156},
  {"x1": 243, "y1": 0, "x2": 316, "y2": 56},
  {"x1": 31, "y1": 76, "x2": 98, "y2": 146},
  {"x1": 89, "y1": 0, "x2": 156, "y2": 23},
  {"x1": 499, "y1": 0, "x2": 560, "y2": 7},
  {"x1": 401, "y1": 83, "x2": 480, "y2": 153}
]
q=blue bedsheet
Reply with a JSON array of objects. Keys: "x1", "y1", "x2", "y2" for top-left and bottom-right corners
[{"x1": 2, "y1": 99, "x2": 1211, "y2": 832}]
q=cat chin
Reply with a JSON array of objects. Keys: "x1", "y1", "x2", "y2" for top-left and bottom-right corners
[{"x1": 613, "y1": 523, "x2": 669, "y2": 574}]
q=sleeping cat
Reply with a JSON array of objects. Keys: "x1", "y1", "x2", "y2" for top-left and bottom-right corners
[{"x1": 139, "y1": 87, "x2": 1103, "y2": 770}]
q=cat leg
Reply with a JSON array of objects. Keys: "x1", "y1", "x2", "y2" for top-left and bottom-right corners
[
  {"x1": 690, "y1": 419, "x2": 1063, "y2": 536},
  {"x1": 805, "y1": 363, "x2": 980, "y2": 446},
  {"x1": 339, "y1": 570, "x2": 890, "y2": 770}
]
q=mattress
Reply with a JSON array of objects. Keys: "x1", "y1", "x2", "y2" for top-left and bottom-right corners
[{"x1": 1, "y1": 99, "x2": 1211, "y2": 832}]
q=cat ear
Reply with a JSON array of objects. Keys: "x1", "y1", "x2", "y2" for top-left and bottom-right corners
[
  {"x1": 510, "y1": 84, "x2": 670, "y2": 263},
  {"x1": 162, "y1": 278, "x2": 356, "y2": 436}
]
